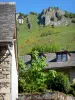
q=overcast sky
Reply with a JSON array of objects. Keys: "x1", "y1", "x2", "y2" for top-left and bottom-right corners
[{"x1": 0, "y1": 0, "x2": 75, "y2": 14}]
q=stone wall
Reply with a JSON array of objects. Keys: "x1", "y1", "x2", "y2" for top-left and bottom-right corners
[
  {"x1": 18, "y1": 92, "x2": 75, "y2": 100},
  {"x1": 0, "y1": 46, "x2": 11, "y2": 100}
]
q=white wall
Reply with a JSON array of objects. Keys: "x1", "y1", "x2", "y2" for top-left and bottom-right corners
[
  {"x1": 9, "y1": 44, "x2": 18, "y2": 100},
  {"x1": 18, "y1": 19, "x2": 23, "y2": 24},
  {"x1": 69, "y1": 68, "x2": 75, "y2": 83}
]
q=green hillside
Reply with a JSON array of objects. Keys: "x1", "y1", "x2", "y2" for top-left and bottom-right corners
[{"x1": 17, "y1": 14, "x2": 75, "y2": 55}]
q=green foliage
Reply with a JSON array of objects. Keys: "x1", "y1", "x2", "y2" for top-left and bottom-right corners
[
  {"x1": 72, "y1": 19, "x2": 75, "y2": 23},
  {"x1": 46, "y1": 70, "x2": 57, "y2": 87},
  {"x1": 30, "y1": 12, "x2": 37, "y2": 15},
  {"x1": 18, "y1": 54, "x2": 71, "y2": 94},
  {"x1": 64, "y1": 11, "x2": 75, "y2": 18},
  {"x1": 19, "y1": 12, "x2": 28, "y2": 18},
  {"x1": 24, "y1": 14, "x2": 28, "y2": 18},
  {"x1": 18, "y1": 51, "x2": 47, "y2": 93},
  {"x1": 47, "y1": 72, "x2": 70, "y2": 94},
  {"x1": 18, "y1": 58, "x2": 27, "y2": 92},
  {"x1": 69, "y1": 83, "x2": 75, "y2": 96},
  {"x1": 19, "y1": 12, "x2": 24, "y2": 17},
  {"x1": 32, "y1": 43, "x2": 60, "y2": 53}
]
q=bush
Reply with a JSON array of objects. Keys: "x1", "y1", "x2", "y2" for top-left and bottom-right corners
[
  {"x1": 47, "y1": 72, "x2": 70, "y2": 93},
  {"x1": 72, "y1": 19, "x2": 75, "y2": 23},
  {"x1": 64, "y1": 11, "x2": 75, "y2": 18},
  {"x1": 69, "y1": 83, "x2": 75, "y2": 96},
  {"x1": 32, "y1": 43, "x2": 60, "y2": 53}
]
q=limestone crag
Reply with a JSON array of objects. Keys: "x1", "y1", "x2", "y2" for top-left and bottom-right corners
[{"x1": 40, "y1": 7, "x2": 71, "y2": 26}]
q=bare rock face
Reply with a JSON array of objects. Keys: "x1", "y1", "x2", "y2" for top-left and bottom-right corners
[{"x1": 40, "y1": 7, "x2": 71, "y2": 26}]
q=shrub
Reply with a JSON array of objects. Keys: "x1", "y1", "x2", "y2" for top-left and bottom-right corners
[
  {"x1": 32, "y1": 43, "x2": 60, "y2": 53},
  {"x1": 69, "y1": 83, "x2": 75, "y2": 96},
  {"x1": 64, "y1": 11, "x2": 75, "y2": 18},
  {"x1": 72, "y1": 19, "x2": 75, "y2": 23},
  {"x1": 46, "y1": 70, "x2": 57, "y2": 88},
  {"x1": 47, "y1": 72, "x2": 70, "y2": 93}
]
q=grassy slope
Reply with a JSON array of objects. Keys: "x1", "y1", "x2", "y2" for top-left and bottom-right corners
[{"x1": 17, "y1": 14, "x2": 75, "y2": 55}]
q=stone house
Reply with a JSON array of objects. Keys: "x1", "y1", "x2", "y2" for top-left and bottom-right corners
[
  {"x1": 0, "y1": 2, "x2": 18, "y2": 100},
  {"x1": 17, "y1": 14, "x2": 24, "y2": 24},
  {"x1": 21, "y1": 50, "x2": 75, "y2": 83}
]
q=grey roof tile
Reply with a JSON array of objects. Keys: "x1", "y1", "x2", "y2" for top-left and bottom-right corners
[
  {"x1": 21, "y1": 52, "x2": 75, "y2": 70},
  {"x1": 0, "y1": 2, "x2": 16, "y2": 42}
]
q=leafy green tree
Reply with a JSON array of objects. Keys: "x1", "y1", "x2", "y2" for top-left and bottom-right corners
[
  {"x1": 47, "y1": 72, "x2": 70, "y2": 93},
  {"x1": 25, "y1": 50, "x2": 47, "y2": 92},
  {"x1": 30, "y1": 12, "x2": 37, "y2": 15},
  {"x1": 64, "y1": 11, "x2": 75, "y2": 18},
  {"x1": 18, "y1": 51, "x2": 47, "y2": 93},
  {"x1": 18, "y1": 58, "x2": 27, "y2": 92},
  {"x1": 18, "y1": 51, "x2": 70, "y2": 94}
]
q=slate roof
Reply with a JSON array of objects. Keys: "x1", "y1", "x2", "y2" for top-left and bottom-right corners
[
  {"x1": 17, "y1": 15, "x2": 23, "y2": 19},
  {"x1": 21, "y1": 52, "x2": 75, "y2": 70},
  {"x1": 20, "y1": 55, "x2": 31, "y2": 64},
  {"x1": 0, "y1": 2, "x2": 16, "y2": 42},
  {"x1": 43, "y1": 52, "x2": 75, "y2": 70}
]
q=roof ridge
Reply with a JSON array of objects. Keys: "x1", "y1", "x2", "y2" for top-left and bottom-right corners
[{"x1": 0, "y1": 2, "x2": 15, "y2": 5}]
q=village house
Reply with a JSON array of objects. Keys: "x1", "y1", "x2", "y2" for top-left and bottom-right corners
[
  {"x1": 0, "y1": 2, "x2": 18, "y2": 100},
  {"x1": 21, "y1": 50, "x2": 75, "y2": 83},
  {"x1": 16, "y1": 14, "x2": 24, "y2": 24}
]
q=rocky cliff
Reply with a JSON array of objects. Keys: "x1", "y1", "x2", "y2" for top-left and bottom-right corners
[{"x1": 39, "y1": 7, "x2": 71, "y2": 26}]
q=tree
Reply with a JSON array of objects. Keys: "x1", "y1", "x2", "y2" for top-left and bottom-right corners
[
  {"x1": 47, "y1": 72, "x2": 70, "y2": 93},
  {"x1": 18, "y1": 51, "x2": 47, "y2": 93},
  {"x1": 30, "y1": 12, "x2": 37, "y2": 15},
  {"x1": 18, "y1": 51, "x2": 70, "y2": 94},
  {"x1": 18, "y1": 58, "x2": 27, "y2": 92}
]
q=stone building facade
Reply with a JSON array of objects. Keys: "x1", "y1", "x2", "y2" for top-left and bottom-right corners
[
  {"x1": 0, "y1": 46, "x2": 11, "y2": 100},
  {"x1": 0, "y1": 2, "x2": 18, "y2": 100}
]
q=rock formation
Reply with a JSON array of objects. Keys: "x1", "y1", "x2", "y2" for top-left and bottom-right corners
[{"x1": 40, "y1": 7, "x2": 71, "y2": 26}]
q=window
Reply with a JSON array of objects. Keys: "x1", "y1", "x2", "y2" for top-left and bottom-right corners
[
  {"x1": 62, "y1": 54, "x2": 67, "y2": 61},
  {"x1": 57, "y1": 53, "x2": 67, "y2": 62},
  {"x1": 57, "y1": 54, "x2": 62, "y2": 62}
]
